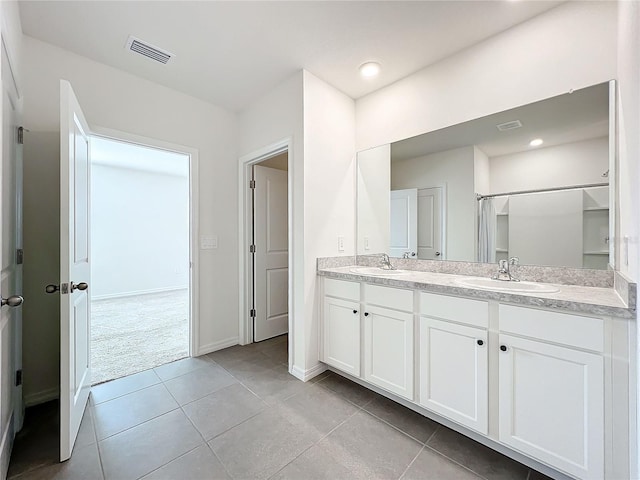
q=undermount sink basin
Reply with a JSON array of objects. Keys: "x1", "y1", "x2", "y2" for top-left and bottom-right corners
[
  {"x1": 454, "y1": 277, "x2": 560, "y2": 294},
  {"x1": 349, "y1": 266, "x2": 409, "y2": 276}
]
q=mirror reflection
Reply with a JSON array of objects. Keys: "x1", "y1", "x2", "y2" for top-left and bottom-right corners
[{"x1": 357, "y1": 82, "x2": 612, "y2": 269}]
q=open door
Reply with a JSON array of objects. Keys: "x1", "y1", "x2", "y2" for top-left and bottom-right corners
[
  {"x1": 389, "y1": 189, "x2": 417, "y2": 258},
  {"x1": 59, "y1": 80, "x2": 91, "y2": 461},
  {"x1": 252, "y1": 165, "x2": 288, "y2": 342},
  {"x1": 0, "y1": 38, "x2": 24, "y2": 474}
]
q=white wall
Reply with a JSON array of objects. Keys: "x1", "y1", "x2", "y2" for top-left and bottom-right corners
[
  {"x1": 239, "y1": 72, "x2": 305, "y2": 370},
  {"x1": 392, "y1": 146, "x2": 476, "y2": 261},
  {"x1": 616, "y1": 2, "x2": 640, "y2": 479},
  {"x1": 357, "y1": 145, "x2": 390, "y2": 255},
  {"x1": 617, "y1": 1, "x2": 640, "y2": 283},
  {"x1": 473, "y1": 147, "x2": 490, "y2": 195},
  {"x1": 356, "y1": 2, "x2": 617, "y2": 151},
  {"x1": 21, "y1": 35, "x2": 239, "y2": 401},
  {"x1": 239, "y1": 70, "x2": 355, "y2": 378},
  {"x1": 489, "y1": 137, "x2": 609, "y2": 194},
  {"x1": 91, "y1": 164, "x2": 189, "y2": 298},
  {"x1": 302, "y1": 71, "x2": 355, "y2": 374}
]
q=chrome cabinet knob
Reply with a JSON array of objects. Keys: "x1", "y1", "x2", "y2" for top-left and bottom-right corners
[
  {"x1": 1, "y1": 295, "x2": 23, "y2": 307},
  {"x1": 45, "y1": 284, "x2": 59, "y2": 294}
]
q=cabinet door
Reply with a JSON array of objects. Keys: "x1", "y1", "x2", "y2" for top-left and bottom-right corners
[
  {"x1": 363, "y1": 305, "x2": 413, "y2": 399},
  {"x1": 499, "y1": 334, "x2": 603, "y2": 479},
  {"x1": 419, "y1": 318, "x2": 488, "y2": 434},
  {"x1": 323, "y1": 297, "x2": 360, "y2": 376}
]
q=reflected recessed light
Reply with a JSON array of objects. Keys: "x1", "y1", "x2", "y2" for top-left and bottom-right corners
[
  {"x1": 359, "y1": 62, "x2": 381, "y2": 78},
  {"x1": 529, "y1": 138, "x2": 544, "y2": 147}
]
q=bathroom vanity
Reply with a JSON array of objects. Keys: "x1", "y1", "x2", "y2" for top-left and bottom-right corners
[{"x1": 317, "y1": 260, "x2": 635, "y2": 480}]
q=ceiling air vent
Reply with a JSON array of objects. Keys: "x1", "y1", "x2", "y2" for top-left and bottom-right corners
[
  {"x1": 496, "y1": 120, "x2": 523, "y2": 132},
  {"x1": 125, "y1": 35, "x2": 173, "y2": 64}
]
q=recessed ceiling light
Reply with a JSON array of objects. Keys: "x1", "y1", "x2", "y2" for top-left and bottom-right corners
[
  {"x1": 359, "y1": 62, "x2": 381, "y2": 78},
  {"x1": 529, "y1": 138, "x2": 544, "y2": 147}
]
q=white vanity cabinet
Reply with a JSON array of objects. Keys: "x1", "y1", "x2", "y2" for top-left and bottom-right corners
[
  {"x1": 418, "y1": 293, "x2": 489, "y2": 434},
  {"x1": 498, "y1": 305, "x2": 604, "y2": 480},
  {"x1": 362, "y1": 284, "x2": 414, "y2": 399},
  {"x1": 319, "y1": 275, "x2": 628, "y2": 480},
  {"x1": 322, "y1": 279, "x2": 361, "y2": 376}
]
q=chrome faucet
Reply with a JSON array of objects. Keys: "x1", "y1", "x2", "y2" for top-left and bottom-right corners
[
  {"x1": 493, "y1": 257, "x2": 520, "y2": 281},
  {"x1": 380, "y1": 253, "x2": 396, "y2": 270}
]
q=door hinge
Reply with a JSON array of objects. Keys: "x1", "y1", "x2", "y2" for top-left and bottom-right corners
[
  {"x1": 249, "y1": 244, "x2": 256, "y2": 253},
  {"x1": 17, "y1": 126, "x2": 24, "y2": 145},
  {"x1": 15, "y1": 369, "x2": 22, "y2": 386},
  {"x1": 249, "y1": 180, "x2": 256, "y2": 189},
  {"x1": 250, "y1": 309, "x2": 256, "y2": 318},
  {"x1": 16, "y1": 249, "x2": 23, "y2": 265}
]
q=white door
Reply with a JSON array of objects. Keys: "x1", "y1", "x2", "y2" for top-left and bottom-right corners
[
  {"x1": 498, "y1": 334, "x2": 604, "y2": 479},
  {"x1": 253, "y1": 165, "x2": 288, "y2": 342},
  {"x1": 419, "y1": 318, "x2": 487, "y2": 434},
  {"x1": 0, "y1": 40, "x2": 24, "y2": 474},
  {"x1": 417, "y1": 187, "x2": 443, "y2": 260},
  {"x1": 363, "y1": 304, "x2": 413, "y2": 399},
  {"x1": 389, "y1": 189, "x2": 417, "y2": 258},
  {"x1": 323, "y1": 296, "x2": 360, "y2": 376},
  {"x1": 59, "y1": 80, "x2": 92, "y2": 461}
]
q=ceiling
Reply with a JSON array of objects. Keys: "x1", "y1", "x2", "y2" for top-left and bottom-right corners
[
  {"x1": 391, "y1": 82, "x2": 610, "y2": 161},
  {"x1": 18, "y1": 1, "x2": 562, "y2": 112}
]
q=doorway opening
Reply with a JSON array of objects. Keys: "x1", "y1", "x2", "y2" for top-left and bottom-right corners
[
  {"x1": 239, "y1": 140, "x2": 292, "y2": 370},
  {"x1": 89, "y1": 136, "x2": 191, "y2": 384},
  {"x1": 250, "y1": 152, "x2": 289, "y2": 343}
]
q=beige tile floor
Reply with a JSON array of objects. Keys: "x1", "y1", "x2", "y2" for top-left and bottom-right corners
[{"x1": 8, "y1": 335, "x2": 552, "y2": 480}]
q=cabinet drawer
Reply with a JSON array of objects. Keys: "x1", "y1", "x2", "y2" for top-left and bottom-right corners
[
  {"x1": 364, "y1": 284, "x2": 413, "y2": 312},
  {"x1": 499, "y1": 304, "x2": 604, "y2": 352},
  {"x1": 419, "y1": 292, "x2": 488, "y2": 328},
  {"x1": 324, "y1": 278, "x2": 360, "y2": 301}
]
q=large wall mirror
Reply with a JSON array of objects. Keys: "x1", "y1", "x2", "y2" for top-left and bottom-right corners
[{"x1": 357, "y1": 81, "x2": 615, "y2": 270}]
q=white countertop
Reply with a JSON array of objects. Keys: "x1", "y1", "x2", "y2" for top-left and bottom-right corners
[{"x1": 318, "y1": 266, "x2": 635, "y2": 319}]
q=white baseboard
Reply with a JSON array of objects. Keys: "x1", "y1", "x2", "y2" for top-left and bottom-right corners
[
  {"x1": 196, "y1": 337, "x2": 239, "y2": 356},
  {"x1": 291, "y1": 362, "x2": 327, "y2": 382},
  {"x1": 24, "y1": 387, "x2": 59, "y2": 407},
  {"x1": 92, "y1": 286, "x2": 188, "y2": 301}
]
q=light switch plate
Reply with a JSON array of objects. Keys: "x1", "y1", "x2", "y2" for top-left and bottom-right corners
[
  {"x1": 338, "y1": 236, "x2": 345, "y2": 252},
  {"x1": 364, "y1": 236, "x2": 370, "y2": 250},
  {"x1": 200, "y1": 235, "x2": 218, "y2": 250}
]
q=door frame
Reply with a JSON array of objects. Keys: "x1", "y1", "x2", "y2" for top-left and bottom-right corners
[
  {"x1": 238, "y1": 139, "x2": 292, "y2": 359},
  {"x1": 90, "y1": 126, "x2": 200, "y2": 356}
]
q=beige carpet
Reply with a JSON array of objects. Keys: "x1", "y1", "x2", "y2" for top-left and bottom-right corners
[{"x1": 91, "y1": 289, "x2": 189, "y2": 385}]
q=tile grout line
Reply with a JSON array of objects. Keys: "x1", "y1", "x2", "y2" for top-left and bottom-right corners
[
  {"x1": 133, "y1": 443, "x2": 204, "y2": 480},
  {"x1": 397, "y1": 445, "x2": 425, "y2": 480},
  {"x1": 266, "y1": 401, "x2": 366, "y2": 480},
  {"x1": 421, "y1": 444, "x2": 489, "y2": 480},
  {"x1": 88, "y1": 405, "x2": 108, "y2": 480}
]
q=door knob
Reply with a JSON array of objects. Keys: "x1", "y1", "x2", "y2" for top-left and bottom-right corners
[
  {"x1": 435, "y1": 252, "x2": 441, "y2": 257},
  {"x1": 1, "y1": 295, "x2": 23, "y2": 307},
  {"x1": 71, "y1": 282, "x2": 88, "y2": 292},
  {"x1": 45, "y1": 282, "x2": 88, "y2": 294}
]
